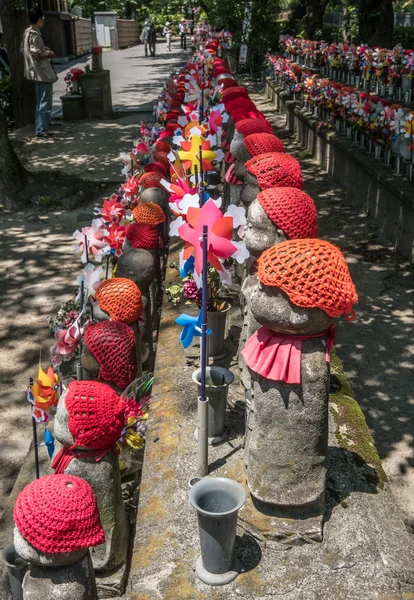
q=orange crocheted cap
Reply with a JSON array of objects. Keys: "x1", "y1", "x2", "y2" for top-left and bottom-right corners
[
  {"x1": 235, "y1": 118, "x2": 273, "y2": 136},
  {"x1": 257, "y1": 188, "x2": 318, "y2": 239},
  {"x1": 132, "y1": 202, "x2": 166, "y2": 225},
  {"x1": 244, "y1": 133, "x2": 285, "y2": 156},
  {"x1": 140, "y1": 171, "x2": 165, "y2": 189},
  {"x1": 257, "y1": 239, "x2": 358, "y2": 319},
  {"x1": 95, "y1": 277, "x2": 144, "y2": 323},
  {"x1": 245, "y1": 152, "x2": 303, "y2": 190}
]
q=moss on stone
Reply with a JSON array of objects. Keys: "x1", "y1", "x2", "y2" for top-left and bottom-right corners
[{"x1": 329, "y1": 350, "x2": 387, "y2": 488}]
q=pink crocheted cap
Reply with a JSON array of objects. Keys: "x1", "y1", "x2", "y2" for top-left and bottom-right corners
[
  {"x1": 235, "y1": 118, "x2": 273, "y2": 137},
  {"x1": 257, "y1": 187, "x2": 318, "y2": 239},
  {"x1": 126, "y1": 223, "x2": 160, "y2": 249},
  {"x1": 245, "y1": 152, "x2": 303, "y2": 190},
  {"x1": 14, "y1": 474, "x2": 105, "y2": 554},
  {"x1": 64, "y1": 379, "x2": 126, "y2": 449},
  {"x1": 244, "y1": 133, "x2": 285, "y2": 156},
  {"x1": 84, "y1": 321, "x2": 137, "y2": 389}
]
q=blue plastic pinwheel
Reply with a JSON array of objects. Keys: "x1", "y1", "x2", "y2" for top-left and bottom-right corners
[
  {"x1": 180, "y1": 255, "x2": 195, "y2": 278},
  {"x1": 175, "y1": 310, "x2": 211, "y2": 349},
  {"x1": 44, "y1": 429, "x2": 55, "y2": 459}
]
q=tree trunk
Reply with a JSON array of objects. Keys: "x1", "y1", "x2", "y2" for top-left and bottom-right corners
[
  {"x1": 0, "y1": 0, "x2": 36, "y2": 127},
  {"x1": 304, "y1": 0, "x2": 329, "y2": 39},
  {"x1": 357, "y1": 0, "x2": 394, "y2": 47},
  {"x1": 342, "y1": 0, "x2": 351, "y2": 43},
  {"x1": 0, "y1": 107, "x2": 28, "y2": 208}
]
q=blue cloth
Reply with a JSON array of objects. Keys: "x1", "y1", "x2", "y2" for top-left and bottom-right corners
[{"x1": 35, "y1": 81, "x2": 53, "y2": 135}]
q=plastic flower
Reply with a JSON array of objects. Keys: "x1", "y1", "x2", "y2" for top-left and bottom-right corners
[
  {"x1": 73, "y1": 219, "x2": 109, "y2": 263},
  {"x1": 51, "y1": 319, "x2": 84, "y2": 365},
  {"x1": 184, "y1": 278, "x2": 202, "y2": 302}
]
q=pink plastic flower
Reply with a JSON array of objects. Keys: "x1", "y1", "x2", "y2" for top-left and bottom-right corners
[
  {"x1": 51, "y1": 320, "x2": 84, "y2": 365},
  {"x1": 73, "y1": 219, "x2": 109, "y2": 263}
]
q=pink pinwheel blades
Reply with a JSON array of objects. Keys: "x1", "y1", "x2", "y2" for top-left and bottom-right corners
[
  {"x1": 51, "y1": 319, "x2": 84, "y2": 366},
  {"x1": 104, "y1": 223, "x2": 126, "y2": 257},
  {"x1": 73, "y1": 219, "x2": 110, "y2": 264},
  {"x1": 122, "y1": 175, "x2": 141, "y2": 198},
  {"x1": 98, "y1": 199, "x2": 126, "y2": 224},
  {"x1": 177, "y1": 199, "x2": 249, "y2": 281}
]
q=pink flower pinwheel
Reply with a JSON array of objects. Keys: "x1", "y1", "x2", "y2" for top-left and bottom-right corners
[
  {"x1": 98, "y1": 198, "x2": 126, "y2": 224},
  {"x1": 51, "y1": 320, "x2": 84, "y2": 366},
  {"x1": 77, "y1": 263, "x2": 103, "y2": 300},
  {"x1": 177, "y1": 199, "x2": 248, "y2": 281},
  {"x1": 122, "y1": 176, "x2": 141, "y2": 198},
  {"x1": 161, "y1": 176, "x2": 198, "y2": 216},
  {"x1": 104, "y1": 223, "x2": 126, "y2": 257},
  {"x1": 208, "y1": 108, "x2": 223, "y2": 135},
  {"x1": 73, "y1": 219, "x2": 109, "y2": 263}
]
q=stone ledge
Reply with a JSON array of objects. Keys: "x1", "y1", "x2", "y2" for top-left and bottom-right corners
[
  {"x1": 264, "y1": 78, "x2": 414, "y2": 262},
  {"x1": 127, "y1": 244, "x2": 414, "y2": 600}
]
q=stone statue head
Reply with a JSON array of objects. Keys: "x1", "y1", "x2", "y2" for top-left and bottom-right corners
[
  {"x1": 243, "y1": 198, "x2": 288, "y2": 257},
  {"x1": 115, "y1": 249, "x2": 155, "y2": 290}
]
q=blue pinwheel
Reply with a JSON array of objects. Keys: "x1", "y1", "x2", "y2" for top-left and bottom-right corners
[
  {"x1": 180, "y1": 255, "x2": 195, "y2": 278},
  {"x1": 175, "y1": 310, "x2": 211, "y2": 349},
  {"x1": 44, "y1": 429, "x2": 55, "y2": 459}
]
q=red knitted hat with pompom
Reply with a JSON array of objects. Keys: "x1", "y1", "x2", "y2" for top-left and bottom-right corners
[
  {"x1": 140, "y1": 171, "x2": 165, "y2": 189},
  {"x1": 14, "y1": 474, "x2": 105, "y2": 554},
  {"x1": 245, "y1": 152, "x2": 303, "y2": 190},
  {"x1": 258, "y1": 239, "x2": 358, "y2": 319},
  {"x1": 126, "y1": 223, "x2": 160, "y2": 249},
  {"x1": 132, "y1": 202, "x2": 166, "y2": 225},
  {"x1": 64, "y1": 380, "x2": 126, "y2": 448},
  {"x1": 244, "y1": 133, "x2": 285, "y2": 156},
  {"x1": 235, "y1": 118, "x2": 273, "y2": 136},
  {"x1": 144, "y1": 161, "x2": 168, "y2": 176},
  {"x1": 84, "y1": 321, "x2": 137, "y2": 388},
  {"x1": 231, "y1": 107, "x2": 265, "y2": 123},
  {"x1": 257, "y1": 187, "x2": 318, "y2": 239},
  {"x1": 95, "y1": 277, "x2": 144, "y2": 323},
  {"x1": 155, "y1": 140, "x2": 171, "y2": 153}
]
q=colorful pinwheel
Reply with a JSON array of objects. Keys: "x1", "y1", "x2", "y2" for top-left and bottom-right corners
[
  {"x1": 73, "y1": 219, "x2": 110, "y2": 263},
  {"x1": 175, "y1": 310, "x2": 211, "y2": 348},
  {"x1": 178, "y1": 134, "x2": 216, "y2": 175}
]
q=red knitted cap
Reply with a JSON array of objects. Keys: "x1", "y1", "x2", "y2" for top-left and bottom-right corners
[
  {"x1": 126, "y1": 223, "x2": 160, "y2": 249},
  {"x1": 231, "y1": 107, "x2": 265, "y2": 123},
  {"x1": 133, "y1": 202, "x2": 166, "y2": 225},
  {"x1": 14, "y1": 474, "x2": 105, "y2": 554},
  {"x1": 257, "y1": 188, "x2": 318, "y2": 239},
  {"x1": 222, "y1": 86, "x2": 249, "y2": 103},
  {"x1": 220, "y1": 78, "x2": 238, "y2": 90},
  {"x1": 144, "y1": 161, "x2": 168, "y2": 176},
  {"x1": 244, "y1": 133, "x2": 285, "y2": 156},
  {"x1": 64, "y1": 380, "x2": 126, "y2": 448},
  {"x1": 245, "y1": 152, "x2": 303, "y2": 190},
  {"x1": 235, "y1": 118, "x2": 273, "y2": 136},
  {"x1": 96, "y1": 277, "x2": 144, "y2": 322},
  {"x1": 155, "y1": 140, "x2": 171, "y2": 153},
  {"x1": 258, "y1": 239, "x2": 358, "y2": 319},
  {"x1": 84, "y1": 321, "x2": 137, "y2": 388},
  {"x1": 227, "y1": 97, "x2": 256, "y2": 115},
  {"x1": 152, "y1": 151, "x2": 171, "y2": 170},
  {"x1": 140, "y1": 171, "x2": 165, "y2": 189},
  {"x1": 213, "y1": 66, "x2": 232, "y2": 77}
]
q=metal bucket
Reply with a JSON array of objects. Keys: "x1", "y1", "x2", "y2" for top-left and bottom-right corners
[
  {"x1": 2, "y1": 543, "x2": 29, "y2": 600},
  {"x1": 192, "y1": 367, "x2": 234, "y2": 445},
  {"x1": 206, "y1": 303, "x2": 230, "y2": 360}
]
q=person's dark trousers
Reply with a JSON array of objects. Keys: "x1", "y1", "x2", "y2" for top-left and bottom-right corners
[{"x1": 181, "y1": 33, "x2": 186, "y2": 50}]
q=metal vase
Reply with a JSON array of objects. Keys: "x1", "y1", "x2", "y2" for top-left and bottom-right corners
[
  {"x1": 189, "y1": 477, "x2": 246, "y2": 586},
  {"x1": 207, "y1": 302, "x2": 230, "y2": 360},
  {"x1": 193, "y1": 367, "x2": 234, "y2": 445},
  {"x1": 2, "y1": 544, "x2": 28, "y2": 600}
]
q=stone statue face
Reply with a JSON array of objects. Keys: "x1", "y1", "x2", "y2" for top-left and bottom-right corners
[
  {"x1": 14, "y1": 528, "x2": 87, "y2": 567},
  {"x1": 234, "y1": 146, "x2": 251, "y2": 182},
  {"x1": 248, "y1": 284, "x2": 334, "y2": 335},
  {"x1": 54, "y1": 393, "x2": 75, "y2": 447},
  {"x1": 140, "y1": 188, "x2": 169, "y2": 212},
  {"x1": 243, "y1": 199, "x2": 288, "y2": 257},
  {"x1": 225, "y1": 117, "x2": 235, "y2": 143},
  {"x1": 116, "y1": 249, "x2": 155, "y2": 290},
  {"x1": 229, "y1": 130, "x2": 245, "y2": 161},
  {"x1": 240, "y1": 171, "x2": 261, "y2": 207}
]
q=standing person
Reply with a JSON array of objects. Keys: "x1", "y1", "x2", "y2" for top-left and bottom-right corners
[
  {"x1": 0, "y1": 34, "x2": 10, "y2": 77},
  {"x1": 189, "y1": 18, "x2": 195, "y2": 35},
  {"x1": 142, "y1": 20, "x2": 151, "y2": 57},
  {"x1": 22, "y1": 7, "x2": 57, "y2": 139},
  {"x1": 148, "y1": 22, "x2": 156, "y2": 57},
  {"x1": 164, "y1": 22, "x2": 172, "y2": 53},
  {"x1": 179, "y1": 19, "x2": 187, "y2": 50}
]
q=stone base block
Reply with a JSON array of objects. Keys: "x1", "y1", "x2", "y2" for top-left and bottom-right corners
[{"x1": 61, "y1": 94, "x2": 85, "y2": 120}]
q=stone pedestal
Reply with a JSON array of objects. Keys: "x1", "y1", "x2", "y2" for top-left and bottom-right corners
[
  {"x1": 80, "y1": 70, "x2": 112, "y2": 119},
  {"x1": 61, "y1": 94, "x2": 85, "y2": 120}
]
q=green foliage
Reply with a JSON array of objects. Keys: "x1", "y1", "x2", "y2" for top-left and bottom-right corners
[
  {"x1": 34, "y1": 195, "x2": 58, "y2": 210},
  {"x1": 393, "y1": 25, "x2": 414, "y2": 48},
  {"x1": 0, "y1": 75, "x2": 12, "y2": 120}
]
